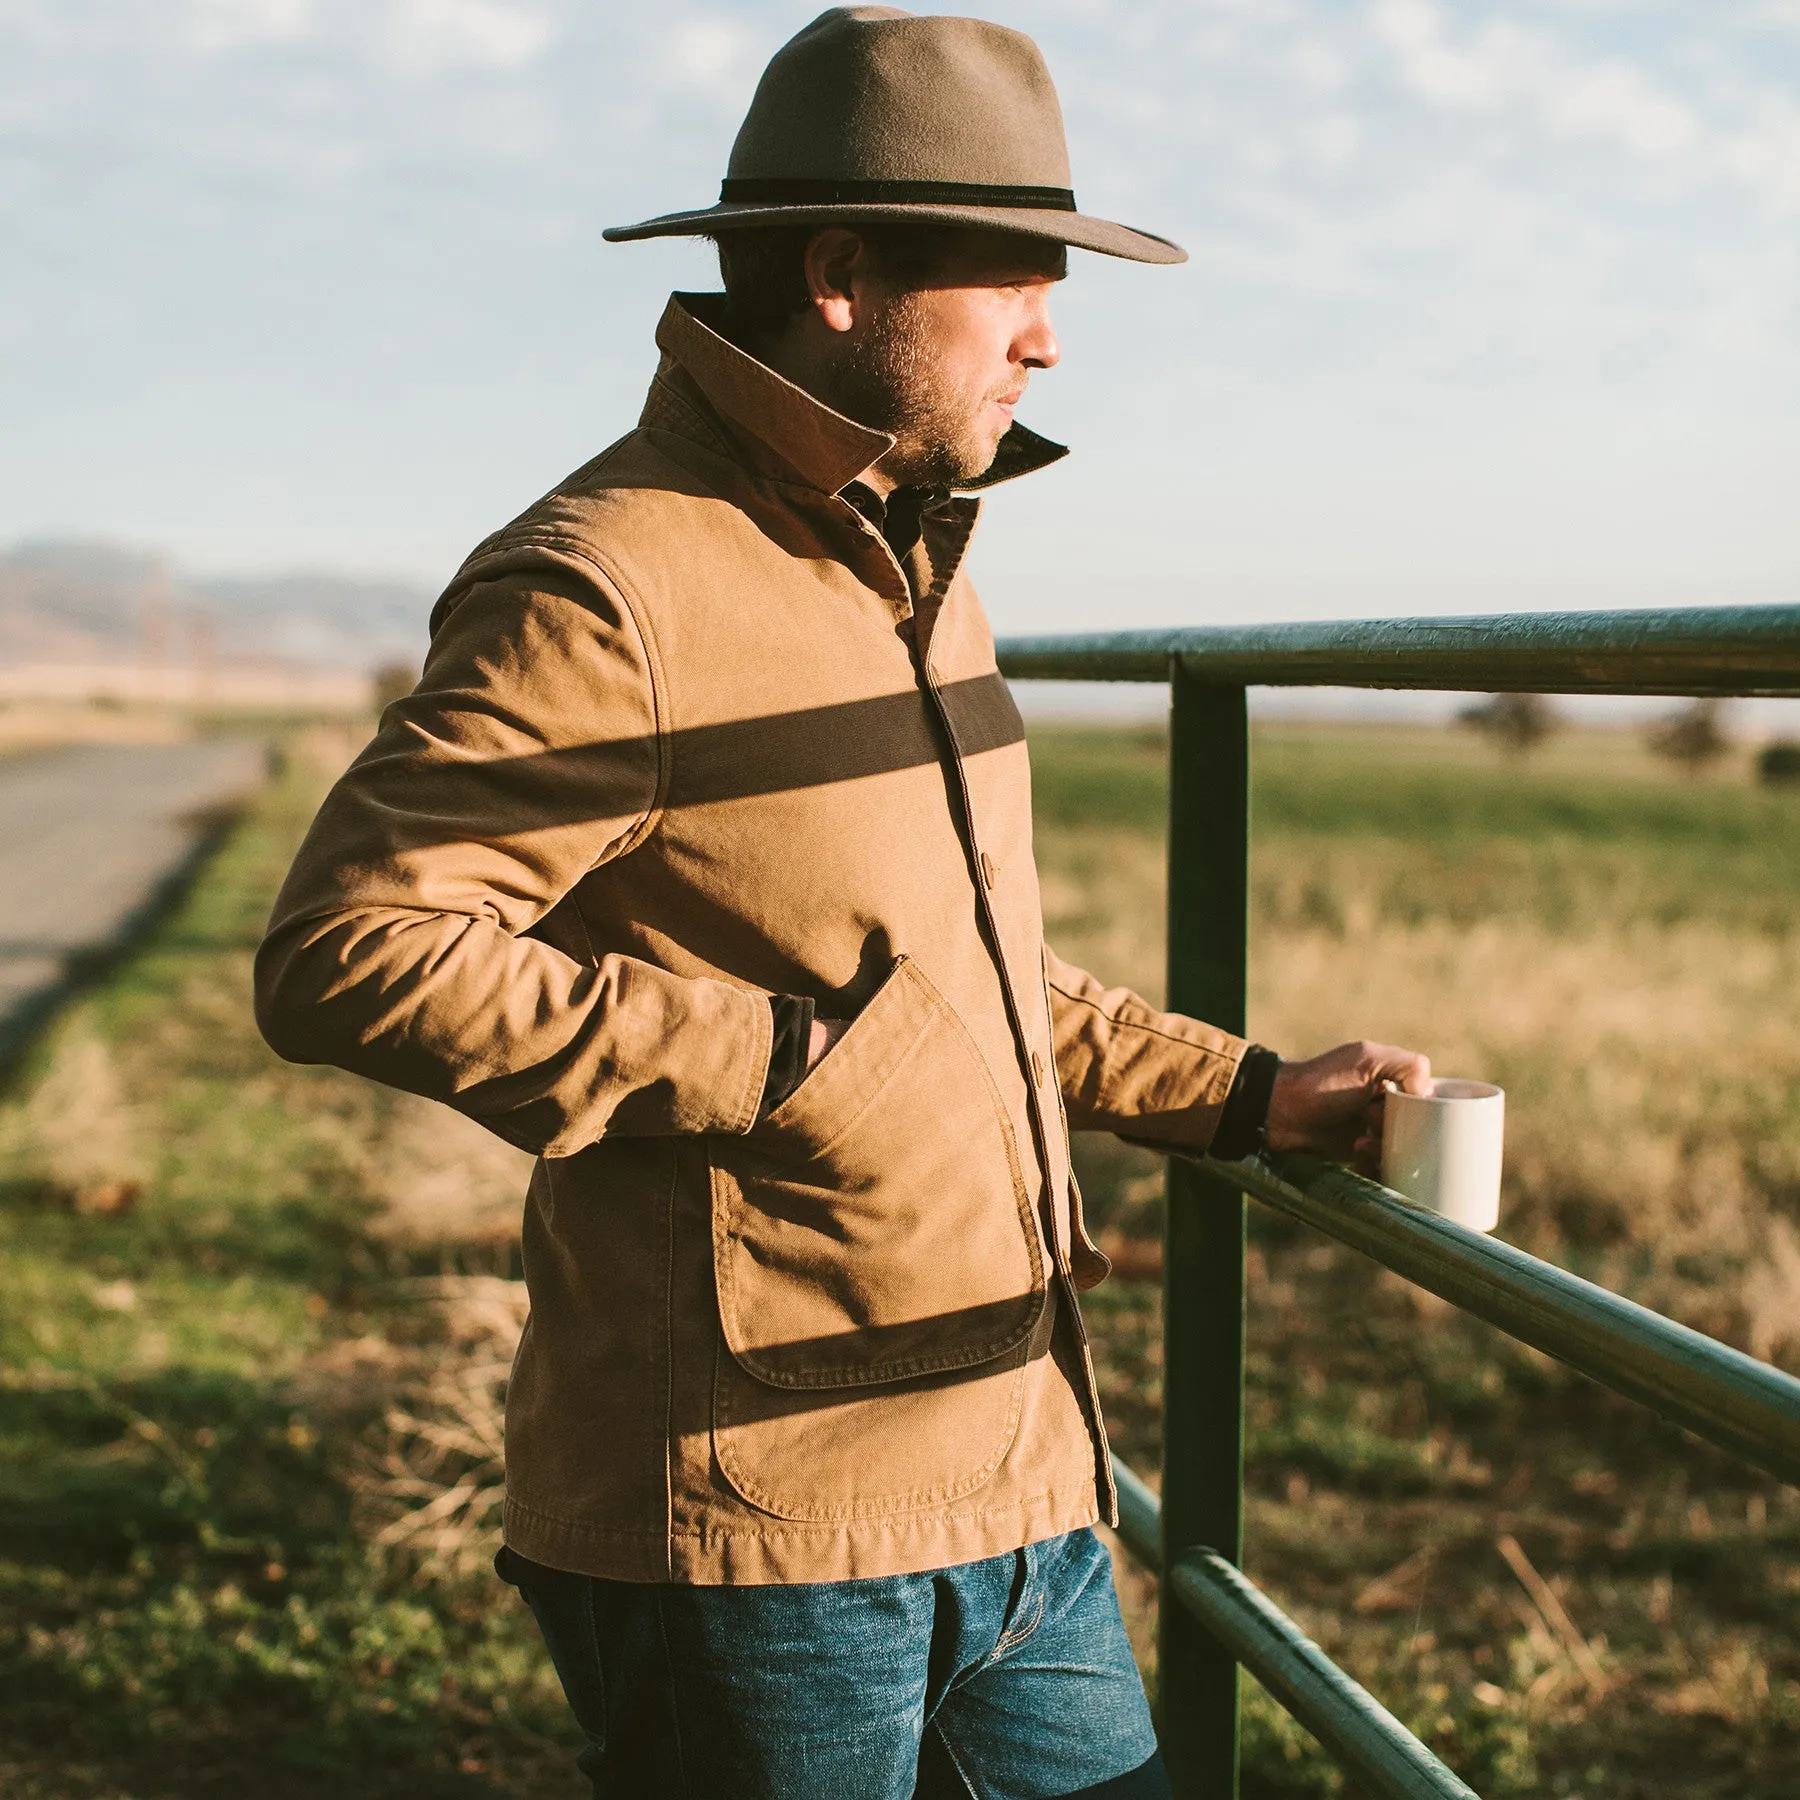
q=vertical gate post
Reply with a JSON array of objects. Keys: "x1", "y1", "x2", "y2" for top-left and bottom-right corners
[{"x1": 1158, "y1": 664, "x2": 1250, "y2": 1797}]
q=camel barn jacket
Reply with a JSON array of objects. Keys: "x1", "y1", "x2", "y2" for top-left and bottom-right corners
[{"x1": 255, "y1": 294, "x2": 1249, "y2": 1585}]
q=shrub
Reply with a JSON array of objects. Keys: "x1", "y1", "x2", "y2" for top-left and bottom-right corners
[
  {"x1": 1648, "y1": 698, "x2": 1731, "y2": 773},
  {"x1": 1457, "y1": 693, "x2": 1559, "y2": 756},
  {"x1": 1757, "y1": 740, "x2": 1800, "y2": 786}
]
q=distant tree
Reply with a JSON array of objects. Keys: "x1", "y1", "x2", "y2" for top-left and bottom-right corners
[
  {"x1": 1648, "y1": 699, "x2": 1731, "y2": 776},
  {"x1": 371, "y1": 661, "x2": 418, "y2": 714},
  {"x1": 1458, "y1": 692, "x2": 1560, "y2": 757},
  {"x1": 1757, "y1": 740, "x2": 1800, "y2": 786}
]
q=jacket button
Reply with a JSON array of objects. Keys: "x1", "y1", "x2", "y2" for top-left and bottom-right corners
[
  {"x1": 1031, "y1": 1050, "x2": 1045, "y2": 1085},
  {"x1": 980, "y1": 851, "x2": 996, "y2": 889}
]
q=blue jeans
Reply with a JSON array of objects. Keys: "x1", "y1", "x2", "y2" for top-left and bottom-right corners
[{"x1": 496, "y1": 1527, "x2": 1167, "y2": 1799}]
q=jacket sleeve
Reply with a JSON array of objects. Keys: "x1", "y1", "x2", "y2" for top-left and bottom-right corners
[
  {"x1": 253, "y1": 555, "x2": 773, "y2": 1157},
  {"x1": 1045, "y1": 946, "x2": 1248, "y2": 1151}
]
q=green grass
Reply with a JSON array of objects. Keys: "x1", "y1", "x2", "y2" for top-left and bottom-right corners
[
  {"x1": 5, "y1": 718, "x2": 1800, "y2": 1797},
  {"x1": 0, "y1": 761, "x2": 574, "y2": 1799},
  {"x1": 1029, "y1": 719, "x2": 1800, "y2": 934},
  {"x1": 1035, "y1": 720, "x2": 1800, "y2": 1799}
]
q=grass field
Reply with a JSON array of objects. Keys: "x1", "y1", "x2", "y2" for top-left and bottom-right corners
[
  {"x1": 1037, "y1": 719, "x2": 1800, "y2": 1799},
  {"x1": 1, "y1": 718, "x2": 1798, "y2": 1796},
  {"x1": 0, "y1": 734, "x2": 564, "y2": 1798}
]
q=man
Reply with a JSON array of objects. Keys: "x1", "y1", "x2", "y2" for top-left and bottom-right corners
[{"x1": 255, "y1": 10, "x2": 1429, "y2": 1797}]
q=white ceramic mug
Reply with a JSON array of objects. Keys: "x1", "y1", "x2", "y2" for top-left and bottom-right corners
[{"x1": 1380, "y1": 1078, "x2": 1505, "y2": 1233}]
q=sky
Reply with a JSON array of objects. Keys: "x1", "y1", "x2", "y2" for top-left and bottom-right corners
[{"x1": 3, "y1": 1, "x2": 1799, "y2": 642}]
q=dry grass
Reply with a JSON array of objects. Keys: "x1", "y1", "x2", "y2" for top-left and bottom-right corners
[
  {"x1": 364, "y1": 1103, "x2": 533, "y2": 1253},
  {"x1": 1035, "y1": 721, "x2": 1800, "y2": 1797},
  {"x1": 0, "y1": 727, "x2": 577, "y2": 1796},
  {"x1": 1046, "y1": 821, "x2": 1800, "y2": 1355},
  {"x1": 8, "y1": 714, "x2": 1800, "y2": 1797},
  {"x1": 0, "y1": 700, "x2": 193, "y2": 755},
  {"x1": 353, "y1": 1277, "x2": 525, "y2": 1572},
  {"x1": 0, "y1": 1026, "x2": 150, "y2": 1208}
]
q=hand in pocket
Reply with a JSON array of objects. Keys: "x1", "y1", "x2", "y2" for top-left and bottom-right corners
[{"x1": 806, "y1": 1013, "x2": 850, "y2": 1072}]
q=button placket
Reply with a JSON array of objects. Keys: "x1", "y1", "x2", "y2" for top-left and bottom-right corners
[{"x1": 912, "y1": 503, "x2": 1067, "y2": 1282}]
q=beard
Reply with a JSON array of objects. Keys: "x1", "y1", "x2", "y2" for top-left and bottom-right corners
[{"x1": 819, "y1": 291, "x2": 1015, "y2": 490}]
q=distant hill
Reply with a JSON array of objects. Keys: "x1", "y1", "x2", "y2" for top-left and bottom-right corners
[{"x1": 0, "y1": 540, "x2": 434, "y2": 673}]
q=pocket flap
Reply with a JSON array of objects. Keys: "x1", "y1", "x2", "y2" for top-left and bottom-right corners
[{"x1": 711, "y1": 956, "x2": 1045, "y2": 1389}]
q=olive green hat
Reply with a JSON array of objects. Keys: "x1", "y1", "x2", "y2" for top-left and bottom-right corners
[{"x1": 604, "y1": 6, "x2": 1185, "y2": 265}]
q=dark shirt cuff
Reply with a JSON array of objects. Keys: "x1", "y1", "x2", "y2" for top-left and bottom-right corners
[
  {"x1": 1209, "y1": 1045, "x2": 1281, "y2": 1160},
  {"x1": 761, "y1": 994, "x2": 817, "y2": 1115}
]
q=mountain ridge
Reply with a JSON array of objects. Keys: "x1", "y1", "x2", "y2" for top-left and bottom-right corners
[{"x1": 0, "y1": 540, "x2": 434, "y2": 673}]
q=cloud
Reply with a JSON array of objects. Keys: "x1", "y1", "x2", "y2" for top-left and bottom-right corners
[
  {"x1": 1721, "y1": 96, "x2": 1800, "y2": 211},
  {"x1": 1372, "y1": 0, "x2": 1698, "y2": 158},
  {"x1": 1366, "y1": 0, "x2": 1800, "y2": 219},
  {"x1": 665, "y1": 17, "x2": 757, "y2": 92},
  {"x1": 384, "y1": 0, "x2": 550, "y2": 72},
  {"x1": 183, "y1": 0, "x2": 316, "y2": 54},
  {"x1": 4, "y1": 0, "x2": 1798, "y2": 598},
  {"x1": 38, "y1": 0, "x2": 554, "y2": 71}
]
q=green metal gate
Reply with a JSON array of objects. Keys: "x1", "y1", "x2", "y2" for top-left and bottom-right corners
[{"x1": 994, "y1": 604, "x2": 1800, "y2": 1799}]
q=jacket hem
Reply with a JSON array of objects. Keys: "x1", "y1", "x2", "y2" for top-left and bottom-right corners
[
  {"x1": 501, "y1": 1483, "x2": 1101, "y2": 1586},
  {"x1": 501, "y1": 1496, "x2": 674, "y2": 1583}
]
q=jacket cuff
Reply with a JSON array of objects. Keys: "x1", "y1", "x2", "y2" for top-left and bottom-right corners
[
  {"x1": 761, "y1": 994, "x2": 816, "y2": 1115},
  {"x1": 1209, "y1": 1044, "x2": 1281, "y2": 1160}
]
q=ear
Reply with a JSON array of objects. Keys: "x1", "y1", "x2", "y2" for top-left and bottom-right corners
[{"x1": 802, "y1": 228, "x2": 868, "y2": 336}]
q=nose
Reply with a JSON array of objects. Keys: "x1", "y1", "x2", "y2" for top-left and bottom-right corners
[{"x1": 1016, "y1": 289, "x2": 1060, "y2": 371}]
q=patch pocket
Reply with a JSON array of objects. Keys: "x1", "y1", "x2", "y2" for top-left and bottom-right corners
[
  {"x1": 711, "y1": 1330, "x2": 1034, "y2": 1523},
  {"x1": 710, "y1": 954, "x2": 1045, "y2": 1391}
]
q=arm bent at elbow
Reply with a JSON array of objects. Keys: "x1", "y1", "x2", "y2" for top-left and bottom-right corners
[
  {"x1": 252, "y1": 557, "x2": 773, "y2": 1157},
  {"x1": 254, "y1": 904, "x2": 772, "y2": 1157}
]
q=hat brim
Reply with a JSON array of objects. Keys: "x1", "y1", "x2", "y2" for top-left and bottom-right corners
[{"x1": 602, "y1": 200, "x2": 1185, "y2": 266}]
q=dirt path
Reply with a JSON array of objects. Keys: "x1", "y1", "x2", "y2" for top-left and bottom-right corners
[{"x1": 0, "y1": 737, "x2": 265, "y2": 1057}]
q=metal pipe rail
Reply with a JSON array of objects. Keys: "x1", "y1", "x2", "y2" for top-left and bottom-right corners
[
  {"x1": 1114, "y1": 1150, "x2": 1800, "y2": 1796},
  {"x1": 1194, "y1": 1152, "x2": 1800, "y2": 1488},
  {"x1": 994, "y1": 600, "x2": 1800, "y2": 1798},
  {"x1": 1110, "y1": 1461, "x2": 1478, "y2": 1800},
  {"x1": 999, "y1": 601, "x2": 1800, "y2": 694},
  {"x1": 1112, "y1": 1449, "x2": 1164, "y2": 1572},
  {"x1": 1174, "y1": 1554, "x2": 1482, "y2": 1800}
]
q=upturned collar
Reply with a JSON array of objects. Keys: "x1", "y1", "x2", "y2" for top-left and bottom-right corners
[{"x1": 649, "y1": 293, "x2": 1069, "y2": 497}]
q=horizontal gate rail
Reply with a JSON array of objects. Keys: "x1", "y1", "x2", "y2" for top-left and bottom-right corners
[
  {"x1": 1110, "y1": 1460, "x2": 1478, "y2": 1800},
  {"x1": 997, "y1": 601, "x2": 1800, "y2": 693},
  {"x1": 995, "y1": 602, "x2": 1800, "y2": 1797},
  {"x1": 1112, "y1": 1449, "x2": 1163, "y2": 1571},
  {"x1": 1196, "y1": 1152, "x2": 1800, "y2": 1488},
  {"x1": 1173, "y1": 1552, "x2": 1481, "y2": 1800}
]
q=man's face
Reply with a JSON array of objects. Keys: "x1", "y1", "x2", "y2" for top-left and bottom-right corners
[{"x1": 817, "y1": 231, "x2": 1064, "y2": 490}]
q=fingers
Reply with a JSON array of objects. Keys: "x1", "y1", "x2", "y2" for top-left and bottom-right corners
[
  {"x1": 1358, "y1": 1041, "x2": 1431, "y2": 1096},
  {"x1": 1268, "y1": 1040, "x2": 1432, "y2": 1162},
  {"x1": 1395, "y1": 1056, "x2": 1433, "y2": 1096}
]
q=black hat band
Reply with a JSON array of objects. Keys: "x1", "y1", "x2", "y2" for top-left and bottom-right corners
[{"x1": 719, "y1": 178, "x2": 1078, "y2": 211}]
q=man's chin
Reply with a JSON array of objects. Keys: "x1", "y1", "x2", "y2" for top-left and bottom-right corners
[
  {"x1": 884, "y1": 439, "x2": 996, "y2": 491},
  {"x1": 947, "y1": 428, "x2": 1006, "y2": 487}
]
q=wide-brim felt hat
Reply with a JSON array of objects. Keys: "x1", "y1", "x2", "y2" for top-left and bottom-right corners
[{"x1": 604, "y1": 6, "x2": 1185, "y2": 266}]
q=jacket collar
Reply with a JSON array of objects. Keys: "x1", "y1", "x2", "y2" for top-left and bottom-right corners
[{"x1": 649, "y1": 293, "x2": 1069, "y2": 496}]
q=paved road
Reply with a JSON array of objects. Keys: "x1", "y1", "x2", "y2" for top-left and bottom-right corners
[{"x1": 0, "y1": 738, "x2": 266, "y2": 1055}]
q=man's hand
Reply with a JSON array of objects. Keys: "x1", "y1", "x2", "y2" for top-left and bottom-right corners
[
  {"x1": 806, "y1": 1015, "x2": 850, "y2": 1072},
  {"x1": 1264, "y1": 1040, "x2": 1432, "y2": 1172}
]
